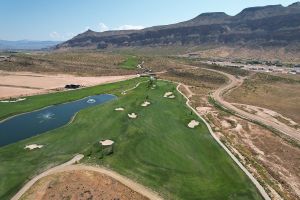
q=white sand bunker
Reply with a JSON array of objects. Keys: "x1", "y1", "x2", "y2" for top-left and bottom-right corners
[
  {"x1": 128, "y1": 113, "x2": 137, "y2": 119},
  {"x1": 188, "y1": 120, "x2": 200, "y2": 128},
  {"x1": 99, "y1": 140, "x2": 114, "y2": 146},
  {"x1": 24, "y1": 144, "x2": 43, "y2": 150},
  {"x1": 115, "y1": 107, "x2": 125, "y2": 111},
  {"x1": 141, "y1": 101, "x2": 151, "y2": 107},
  {"x1": 164, "y1": 92, "x2": 175, "y2": 99},
  {"x1": 164, "y1": 92, "x2": 173, "y2": 97},
  {"x1": 1, "y1": 98, "x2": 26, "y2": 103}
]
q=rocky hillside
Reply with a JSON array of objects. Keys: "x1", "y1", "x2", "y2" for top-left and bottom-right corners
[{"x1": 56, "y1": 2, "x2": 300, "y2": 49}]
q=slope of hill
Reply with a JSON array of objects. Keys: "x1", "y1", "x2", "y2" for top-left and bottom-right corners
[{"x1": 57, "y1": 2, "x2": 300, "y2": 50}]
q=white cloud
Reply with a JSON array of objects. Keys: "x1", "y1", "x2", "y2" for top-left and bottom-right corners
[
  {"x1": 117, "y1": 25, "x2": 144, "y2": 30},
  {"x1": 99, "y1": 23, "x2": 109, "y2": 32},
  {"x1": 66, "y1": 32, "x2": 76, "y2": 38},
  {"x1": 49, "y1": 31, "x2": 60, "y2": 39},
  {"x1": 49, "y1": 31, "x2": 75, "y2": 41}
]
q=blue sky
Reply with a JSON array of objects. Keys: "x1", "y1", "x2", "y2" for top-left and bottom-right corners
[{"x1": 0, "y1": 0, "x2": 297, "y2": 41}]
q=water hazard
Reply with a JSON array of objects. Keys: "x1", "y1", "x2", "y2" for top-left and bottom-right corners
[{"x1": 0, "y1": 94, "x2": 116, "y2": 147}]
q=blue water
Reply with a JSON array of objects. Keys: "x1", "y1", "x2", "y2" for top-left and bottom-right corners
[{"x1": 0, "y1": 94, "x2": 116, "y2": 147}]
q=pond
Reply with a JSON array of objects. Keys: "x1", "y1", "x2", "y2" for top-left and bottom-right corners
[{"x1": 0, "y1": 94, "x2": 116, "y2": 147}]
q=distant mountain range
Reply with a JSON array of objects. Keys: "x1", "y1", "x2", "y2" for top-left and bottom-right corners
[
  {"x1": 57, "y1": 2, "x2": 300, "y2": 50},
  {"x1": 0, "y1": 40, "x2": 61, "y2": 50}
]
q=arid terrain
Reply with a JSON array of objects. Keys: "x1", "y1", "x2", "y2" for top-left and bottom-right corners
[
  {"x1": 0, "y1": 70, "x2": 136, "y2": 99},
  {"x1": 21, "y1": 169, "x2": 149, "y2": 200},
  {"x1": 225, "y1": 73, "x2": 300, "y2": 125}
]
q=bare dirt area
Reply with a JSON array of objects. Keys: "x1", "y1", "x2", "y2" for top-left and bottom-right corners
[
  {"x1": 233, "y1": 103, "x2": 299, "y2": 129},
  {"x1": 225, "y1": 73, "x2": 300, "y2": 125},
  {"x1": 20, "y1": 169, "x2": 149, "y2": 200},
  {"x1": 0, "y1": 70, "x2": 136, "y2": 99},
  {"x1": 204, "y1": 110, "x2": 300, "y2": 200},
  {"x1": 186, "y1": 46, "x2": 300, "y2": 63}
]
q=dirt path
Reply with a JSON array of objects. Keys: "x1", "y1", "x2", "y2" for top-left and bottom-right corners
[
  {"x1": 202, "y1": 68, "x2": 300, "y2": 142},
  {"x1": 181, "y1": 84, "x2": 195, "y2": 98},
  {"x1": 176, "y1": 83, "x2": 271, "y2": 200}
]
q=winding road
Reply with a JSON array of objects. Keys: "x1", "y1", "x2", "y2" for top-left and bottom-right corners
[{"x1": 203, "y1": 68, "x2": 300, "y2": 142}]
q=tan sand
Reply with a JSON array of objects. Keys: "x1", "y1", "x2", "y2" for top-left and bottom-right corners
[
  {"x1": 163, "y1": 92, "x2": 173, "y2": 98},
  {"x1": 141, "y1": 101, "x2": 151, "y2": 107},
  {"x1": 0, "y1": 70, "x2": 136, "y2": 99},
  {"x1": 196, "y1": 107, "x2": 212, "y2": 115},
  {"x1": 99, "y1": 140, "x2": 114, "y2": 146},
  {"x1": 188, "y1": 120, "x2": 200, "y2": 128},
  {"x1": 24, "y1": 144, "x2": 44, "y2": 150},
  {"x1": 128, "y1": 113, "x2": 137, "y2": 119}
]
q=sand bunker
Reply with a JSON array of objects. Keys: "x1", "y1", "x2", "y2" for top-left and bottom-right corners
[
  {"x1": 164, "y1": 92, "x2": 175, "y2": 99},
  {"x1": 0, "y1": 98, "x2": 26, "y2": 103},
  {"x1": 128, "y1": 113, "x2": 137, "y2": 119},
  {"x1": 99, "y1": 140, "x2": 114, "y2": 146},
  {"x1": 141, "y1": 101, "x2": 151, "y2": 107},
  {"x1": 24, "y1": 144, "x2": 44, "y2": 150},
  {"x1": 115, "y1": 107, "x2": 125, "y2": 111},
  {"x1": 163, "y1": 92, "x2": 173, "y2": 98},
  {"x1": 188, "y1": 120, "x2": 200, "y2": 128}
]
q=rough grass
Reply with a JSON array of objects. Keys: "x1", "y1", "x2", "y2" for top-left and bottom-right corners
[
  {"x1": 120, "y1": 56, "x2": 139, "y2": 69},
  {"x1": 0, "y1": 79, "x2": 262, "y2": 200}
]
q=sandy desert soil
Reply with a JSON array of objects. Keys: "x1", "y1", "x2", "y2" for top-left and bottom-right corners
[
  {"x1": 0, "y1": 70, "x2": 136, "y2": 99},
  {"x1": 20, "y1": 169, "x2": 149, "y2": 200}
]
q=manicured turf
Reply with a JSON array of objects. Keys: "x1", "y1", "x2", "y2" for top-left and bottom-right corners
[
  {"x1": 0, "y1": 78, "x2": 262, "y2": 200},
  {"x1": 120, "y1": 56, "x2": 139, "y2": 69}
]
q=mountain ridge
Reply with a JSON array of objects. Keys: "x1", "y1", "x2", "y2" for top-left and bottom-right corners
[{"x1": 57, "y1": 2, "x2": 300, "y2": 50}]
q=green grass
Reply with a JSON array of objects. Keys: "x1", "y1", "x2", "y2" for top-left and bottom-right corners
[
  {"x1": 120, "y1": 56, "x2": 139, "y2": 69},
  {"x1": 0, "y1": 78, "x2": 142, "y2": 121},
  {"x1": 0, "y1": 78, "x2": 262, "y2": 200}
]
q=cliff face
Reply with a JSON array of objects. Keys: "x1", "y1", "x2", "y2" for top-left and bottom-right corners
[{"x1": 56, "y1": 2, "x2": 300, "y2": 49}]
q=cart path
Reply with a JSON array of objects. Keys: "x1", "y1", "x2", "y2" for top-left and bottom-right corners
[{"x1": 12, "y1": 154, "x2": 163, "y2": 200}]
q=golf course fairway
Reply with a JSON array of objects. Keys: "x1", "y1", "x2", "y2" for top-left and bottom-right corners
[{"x1": 0, "y1": 78, "x2": 263, "y2": 200}]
